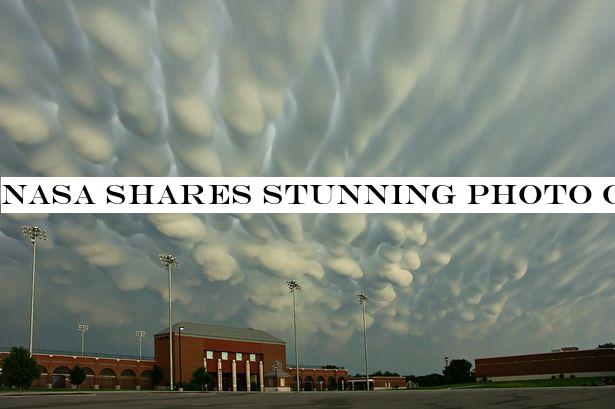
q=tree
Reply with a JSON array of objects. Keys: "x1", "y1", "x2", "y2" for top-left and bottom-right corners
[
  {"x1": 406, "y1": 375, "x2": 418, "y2": 383},
  {"x1": 416, "y1": 373, "x2": 445, "y2": 387},
  {"x1": 191, "y1": 367, "x2": 213, "y2": 391},
  {"x1": 0, "y1": 346, "x2": 41, "y2": 390},
  {"x1": 152, "y1": 365, "x2": 164, "y2": 387},
  {"x1": 444, "y1": 359, "x2": 473, "y2": 384},
  {"x1": 370, "y1": 370, "x2": 400, "y2": 377},
  {"x1": 69, "y1": 365, "x2": 86, "y2": 388},
  {"x1": 322, "y1": 365, "x2": 338, "y2": 369},
  {"x1": 598, "y1": 343, "x2": 614, "y2": 349}
]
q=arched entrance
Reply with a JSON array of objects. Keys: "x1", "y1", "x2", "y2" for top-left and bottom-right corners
[
  {"x1": 120, "y1": 369, "x2": 136, "y2": 389},
  {"x1": 99, "y1": 368, "x2": 116, "y2": 389},
  {"x1": 140, "y1": 370, "x2": 153, "y2": 389},
  {"x1": 337, "y1": 377, "x2": 346, "y2": 390},
  {"x1": 35, "y1": 365, "x2": 48, "y2": 387},
  {"x1": 304, "y1": 376, "x2": 314, "y2": 391},
  {"x1": 316, "y1": 376, "x2": 325, "y2": 391},
  {"x1": 52, "y1": 366, "x2": 70, "y2": 388},
  {"x1": 82, "y1": 367, "x2": 95, "y2": 388},
  {"x1": 327, "y1": 376, "x2": 336, "y2": 390}
]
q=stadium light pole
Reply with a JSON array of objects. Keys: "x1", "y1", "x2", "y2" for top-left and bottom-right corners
[
  {"x1": 286, "y1": 280, "x2": 301, "y2": 391},
  {"x1": 160, "y1": 254, "x2": 179, "y2": 391},
  {"x1": 178, "y1": 326, "x2": 184, "y2": 387},
  {"x1": 357, "y1": 292, "x2": 370, "y2": 391},
  {"x1": 22, "y1": 226, "x2": 47, "y2": 357},
  {"x1": 135, "y1": 330, "x2": 146, "y2": 359},
  {"x1": 76, "y1": 324, "x2": 88, "y2": 356}
]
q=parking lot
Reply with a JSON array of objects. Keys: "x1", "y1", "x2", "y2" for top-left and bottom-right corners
[{"x1": 1, "y1": 387, "x2": 615, "y2": 409}]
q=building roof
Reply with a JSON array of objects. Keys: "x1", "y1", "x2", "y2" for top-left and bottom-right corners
[
  {"x1": 289, "y1": 364, "x2": 348, "y2": 370},
  {"x1": 475, "y1": 347, "x2": 615, "y2": 363},
  {"x1": 154, "y1": 322, "x2": 285, "y2": 345}
]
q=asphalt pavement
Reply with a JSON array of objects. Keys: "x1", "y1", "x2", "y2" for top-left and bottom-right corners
[{"x1": 1, "y1": 387, "x2": 614, "y2": 409}]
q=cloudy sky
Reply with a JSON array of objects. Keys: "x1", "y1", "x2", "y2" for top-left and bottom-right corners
[{"x1": 1, "y1": 0, "x2": 615, "y2": 375}]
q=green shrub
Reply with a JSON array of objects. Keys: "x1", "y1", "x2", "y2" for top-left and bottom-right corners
[
  {"x1": 152, "y1": 365, "x2": 164, "y2": 387},
  {"x1": 191, "y1": 367, "x2": 214, "y2": 391},
  {"x1": 0, "y1": 346, "x2": 41, "y2": 390},
  {"x1": 69, "y1": 365, "x2": 86, "y2": 387}
]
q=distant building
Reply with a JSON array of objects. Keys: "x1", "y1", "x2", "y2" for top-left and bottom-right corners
[
  {"x1": 475, "y1": 347, "x2": 615, "y2": 381},
  {"x1": 348, "y1": 375, "x2": 408, "y2": 390},
  {"x1": 288, "y1": 366, "x2": 349, "y2": 390}
]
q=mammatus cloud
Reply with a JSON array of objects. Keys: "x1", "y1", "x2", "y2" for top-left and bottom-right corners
[{"x1": 1, "y1": 0, "x2": 615, "y2": 374}]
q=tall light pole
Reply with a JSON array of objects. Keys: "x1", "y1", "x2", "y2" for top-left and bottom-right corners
[
  {"x1": 444, "y1": 356, "x2": 449, "y2": 388},
  {"x1": 22, "y1": 226, "x2": 47, "y2": 357},
  {"x1": 286, "y1": 280, "x2": 301, "y2": 391},
  {"x1": 159, "y1": 253, "x2": 179, "y2": 391},
  {"x1": 76, "y1": 324, "x2": 88, "y2": 356},
  {"x1": 357, "y1": 291, "x2": 370, "y2": 391},
  {"x1": 135, "y1": 330, "x2": 146, "y2": 359},
  {"x1": 178, "y1": 326, "x2": 184, "y2": 387}
]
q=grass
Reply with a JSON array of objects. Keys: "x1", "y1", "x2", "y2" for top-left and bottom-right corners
[{"x1": 417, "y1": 377, "x2": 606, "y2": 390}]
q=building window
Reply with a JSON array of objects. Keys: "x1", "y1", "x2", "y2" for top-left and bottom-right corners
[
  {"x1": 206, "y1": 350, "x2": 213, "y2": 359},
  {"x1": 236, "y1": 353, "x2": 243, "y2": 361},
  {"x1": 250, "y1": 354, "x2": 256, "y2": 362},
  {"x1": 221, "y1": 352, "x2": 228, "y2": 360}
]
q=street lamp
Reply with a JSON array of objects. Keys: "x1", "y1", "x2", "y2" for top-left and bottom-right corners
[
  {"x1": 286, "y1": 280, "x2": 301, "y2": 391},
  {"x1": 76, "y1": 324, "x2": 88, "y2": 356},
  {"x1": 22, "y1": 226, "x2": 47, "y2": 357},
  {"x1": 357, "y1": 291, "x2": 370, "y2": 391},
  {"x1": 444, "y1": 356, "x2": 449, "y2": 388},
  {"x1": 135, "y1": 330, "x2": 146, "y2": 359},
  {"x1": 159, "y1": 253, "x2": 179, "y2": 390},
  {"x1": 178, "y1": 326, "x2": 185, "y2": 387}
]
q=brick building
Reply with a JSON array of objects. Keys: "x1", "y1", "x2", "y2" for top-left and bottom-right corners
[
  {"x1": 348, "y1": 375, "x2": 407, "y2": 390},
  {"x1": 1, "y1": 321, "x2": 349, "y2": 391},
  {"x1": 154, "y1": 322, "x2": 287, "y2": 391},
  {"x1": 475, "y1": 347, "x2": 615, "y2": 381},
  {"x1": 0, "y1": 350, "x2": 155, "y2": 390},
  {"x1": 288, "y1": 366, "x2": 349, "y2": 391}
]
